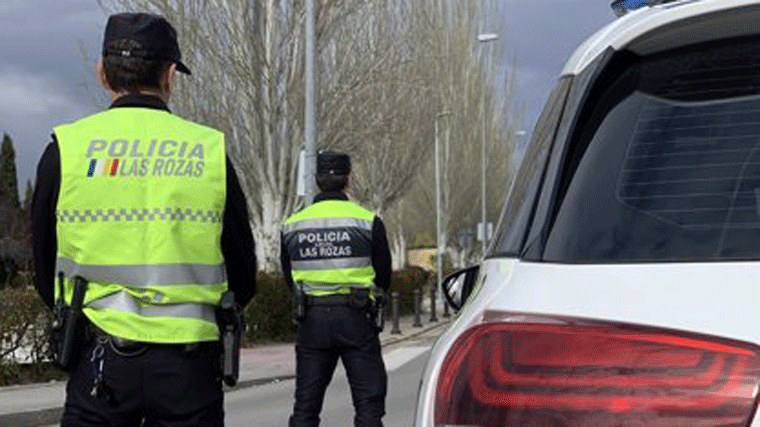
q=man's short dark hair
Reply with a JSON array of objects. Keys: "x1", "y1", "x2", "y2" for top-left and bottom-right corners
[
  {"x1": 103, "y1": 39, "x2": 171, "y2": 93},
  {"x1": 316, "y1": 173, "x2": 349, "y2": 192}
]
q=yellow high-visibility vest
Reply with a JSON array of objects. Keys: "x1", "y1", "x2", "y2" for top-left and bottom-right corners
[
  {"x1": 283, "y1": 200, "x2": 375, "y2": 296},
  {"x1": 54, "y1": 107, "x2": 227, "y2": 343}
]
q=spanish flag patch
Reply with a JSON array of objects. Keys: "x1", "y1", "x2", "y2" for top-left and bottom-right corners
[{"x1": 87, "y1": 159, "x2": 120, "y2": 177}]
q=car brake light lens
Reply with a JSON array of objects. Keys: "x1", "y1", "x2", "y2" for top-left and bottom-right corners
[{"x1": 435, "y1": 313, "x2": 760, "y2": 426}]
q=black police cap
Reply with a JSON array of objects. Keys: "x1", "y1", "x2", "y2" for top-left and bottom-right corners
[
  {"x1": 317, "y1": 151, "x2": 351, "y2": 175},
  {"x1": 102, "y1": 12, "x2": 191, "y2": 75}
]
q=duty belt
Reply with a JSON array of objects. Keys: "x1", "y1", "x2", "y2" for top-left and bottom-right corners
[
  {"x1": 90, "y1": 324, "x2": 211, "y2": 356},
  {"x1": 306, "y1": 294, "x2": 354, "y2": 306}
]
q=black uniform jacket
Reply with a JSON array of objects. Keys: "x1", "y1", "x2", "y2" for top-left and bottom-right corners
[
  {"x1": 31, "y1": 94, "x2": 257, "y2": 309},
  {"x1": 279, "y1": 192, "x2": 392, "y2": 293}
]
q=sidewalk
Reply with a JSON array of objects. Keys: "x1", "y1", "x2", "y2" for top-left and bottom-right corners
[{"x1": 0, "y1": 312, "x2": 453, "y2": 427}]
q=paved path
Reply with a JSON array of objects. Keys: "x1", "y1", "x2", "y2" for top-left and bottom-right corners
[{"x1": 0, "y1": 312, "x2": 452, "y2": 427}]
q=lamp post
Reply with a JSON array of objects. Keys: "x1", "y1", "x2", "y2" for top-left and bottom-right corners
[
  {"x1": 304, "y1": 0, "x2": 316, "y2": 205},
  {"x1": 435, "y1": 111, "x2": 451, "y2": 319},
  {"x1": 477, "y1": 32, "x2": 498, "y2": 255}
]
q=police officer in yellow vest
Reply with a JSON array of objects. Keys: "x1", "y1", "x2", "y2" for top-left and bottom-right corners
[
  {"x1": 31, "y1": 12, "x2": 256, "y2": 426},
  {"x1": 281, "y1": 151, "x2": 392, "y2": 427}
]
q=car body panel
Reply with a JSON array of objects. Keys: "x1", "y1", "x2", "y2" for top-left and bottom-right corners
[
  {"x1": 481, "y1": 259, "x2": 760, "y2": 344},
  {"x1": 414, "y1": 258, "x2": 760, "y2": 425}
]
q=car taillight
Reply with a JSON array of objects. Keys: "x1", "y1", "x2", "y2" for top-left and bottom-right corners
[{"x1": 435, "y1": 313, "x2": 760, "y2": 426}]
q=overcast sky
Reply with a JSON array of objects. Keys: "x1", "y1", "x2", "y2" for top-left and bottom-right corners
[{"x1": 0, "y1": 1, "x2": 616, "y2": 194}]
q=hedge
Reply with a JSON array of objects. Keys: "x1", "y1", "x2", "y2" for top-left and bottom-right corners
[
  {"x1": 0, "y1": 286, "x2": 61, "y2": 386},
  {"x1": 390, "y1": 266, "x2": 433, "y2": 315},
  {"x1": 0, "y1": 266, "x2": 433, "y2": 385},
  {"x1": 242, "y1": 266, "x2": 433, "y2": 344},
  {"x1": 241, "y1": 271, "x2": 296, "y2": 345}
]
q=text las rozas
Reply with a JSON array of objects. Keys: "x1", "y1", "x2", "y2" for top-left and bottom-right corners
[
  {"x1": 86, "y1": 139, "x2": 206, "y2": 177},
  {"x1": 297, "y1": 230, "x2": 353, "y2": 258}
]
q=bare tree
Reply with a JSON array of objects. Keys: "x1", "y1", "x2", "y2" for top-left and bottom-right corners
[
  {"x1": 403, "y1": 0, "x2": 522, "y2": 268},
  {"x1": 331, "y1": 0, "x2": 521, "y2": 268},
  {"x1": 99, "y1": 0, "x2": 371, "y2": 270},
  {"x1": 98, "y1": 0, "x2": 518, "y2": 272},
  {"x1": 323, "y1": 1, "x2": 442, "y2": 268}
]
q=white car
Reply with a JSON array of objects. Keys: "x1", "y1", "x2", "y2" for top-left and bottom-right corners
[{"x1": 415, "y1": 1, "x2": 760, "y2": 426}]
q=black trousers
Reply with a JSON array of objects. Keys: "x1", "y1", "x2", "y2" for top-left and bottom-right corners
[
  {"x1": 289, "y1": 305, "x2": 387, "y2": 427},
  {"x1": 61, "y1": 336, "x2": 224, "y2": 427}
]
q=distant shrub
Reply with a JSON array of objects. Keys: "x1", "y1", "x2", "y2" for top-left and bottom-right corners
[
  {"x1": 241, "y1": 272, "x2": 295, "y2": 345},
  {"x1": 240, "y1": 267, "x2": 433, "y2": 344},
  {"x1": 0, "y1": 256, "x2": 19, "y2": 290},
  {"x1": 390, "y1": 266, "x2": 433, "y2": 315},
  {"x1": 0, "y1": 286, "x2": 56, "y2": 386},
  {"x1": 0, "y1": 267, "x2": 435, "y2": 387}
]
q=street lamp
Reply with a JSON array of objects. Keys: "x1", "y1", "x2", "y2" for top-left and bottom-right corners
[
  {"x1": 304, "y1": 0, "x2": 316, "y2": 205},
  {"x1": 435, "y1": 111, "x2": 451, "y2": 318},
  {"x1": 477, "y1": 32, "x2": 498, "y2": 255},
  {"x1": 477, "y1": 33, "x2": 498, "y2": 43}
]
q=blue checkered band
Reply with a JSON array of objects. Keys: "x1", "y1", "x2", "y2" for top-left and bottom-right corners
[{"x1": 56, "y1": 208, "x2": 223, "y2": 223}]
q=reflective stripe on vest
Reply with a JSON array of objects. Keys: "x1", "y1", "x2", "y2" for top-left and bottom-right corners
[
  {"x1": 282, "y1": 217, "x2": 373, "y2": 234},
  {"x1": 88, "y1": 290, "x2": 216, "y2": 323},
  {"x1": 283, "y1": 200, "x2": 375, "y2": 296},
  {"x1": 54, "y1": 107, "x2": 227, "y2": 343},
  {"x1": 291, "y1": 257, "x2": 371, "y2": 271},
  {"x1": 56, "y1": 258, "x2": 226, "y2": 287},
  {"x1": 300, "y1": 282, "x2": 366, "y2": 293}
]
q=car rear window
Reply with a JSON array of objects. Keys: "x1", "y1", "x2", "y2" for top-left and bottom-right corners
[{"x1": 542, "y1": 36, "x2": 760, "y2": 262}]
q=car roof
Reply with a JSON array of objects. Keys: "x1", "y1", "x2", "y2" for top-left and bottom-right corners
[{"x1": 562, "y1": 0, "x2": 760, "y2": 77}]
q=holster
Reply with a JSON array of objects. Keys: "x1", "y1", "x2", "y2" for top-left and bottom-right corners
[
  {"x1": 291, "y1": 282, "x2": 306, "y2": 324},
  {"x1": 351, "y1": 287, "x2": 384, "y2": 333},
  {"x1": 217, "y1": 291, "x2": 241, "y2": 387},
  {"x1": 371, "y1": 288, "x2": 386, "y2": 333},
  {"x1": 349, "y1": 287, "x2": 370, "y2": 309},
  {"x1": 50, "y1": 275, "x2": 88, "y2": 371},
  {"x1": 49, "y1": 302, "x2": 69, "y2": 367}
]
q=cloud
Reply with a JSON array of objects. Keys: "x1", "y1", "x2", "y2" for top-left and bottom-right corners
[
  {"x1": 0, "y1": 0, "x2": 105, "y2": 188},
  {"x1": 0, "y1": 0, "x2": 618, "y2": 191},
  {"x1": 485, "y1": 1, "x2": 616, "y2": 139},
  {"x1": 0, "y1": 69, "x2": 96, "y2": 190},
  {"x1": 0, "y1": 0, "x2": 26, "y2": 15},
  {"x1": 0, "y1": 72, "x2": 73, "y2": 114},
  {"x1": 495, "y1": 0, "x2": 614, "y2": 72}
]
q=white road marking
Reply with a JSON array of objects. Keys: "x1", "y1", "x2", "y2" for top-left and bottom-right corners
[{"x1": 382, "y1": 346, "x2": 430, "y2": 372}]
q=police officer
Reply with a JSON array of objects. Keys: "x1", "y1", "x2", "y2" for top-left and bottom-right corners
[
  {"x1": 281, "y1": 151, "x2": 391, "y2": 427},
  {"x1": 31, "y1": 12, "x2": 256, "y2": 426}
]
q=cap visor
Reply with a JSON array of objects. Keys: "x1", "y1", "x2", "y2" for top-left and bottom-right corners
[{"x1": 176, "y1": 61, "x2": 191, "y2": 75}]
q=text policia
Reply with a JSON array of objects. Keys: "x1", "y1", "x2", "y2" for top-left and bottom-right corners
[
  {"x1": 297, "y1": 230, "x2": 354, "y2": 258},
  {"x1": 85, "y1": 138, "x2": 205, "y2": 178}
]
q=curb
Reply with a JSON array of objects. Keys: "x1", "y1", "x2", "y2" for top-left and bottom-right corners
[
  {"x1": 224, "y1": 374, "x2": 295, "y2": 393},
  {"x1": 380, "y1": 317, "x2": 451, "y2": 347},
  {"x1": 0, "y1": 407, "x2": 62, "y2": 427},
  {"x1": 0, "y1": 318, "x2": 452, "y2": 426}
]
